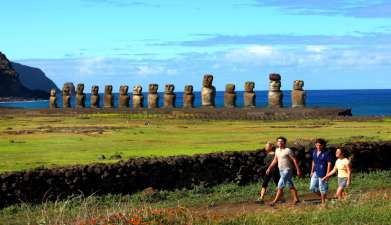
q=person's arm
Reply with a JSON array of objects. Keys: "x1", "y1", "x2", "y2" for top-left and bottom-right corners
[
  {"x1": 310, "y1": 160, "x2": 315, "y2": 177},
  {"x1": 324, "y1": 152, "x2": 332, "y2": 181},
  {"x1": 266, "y1": 155, "x2": 278, "y2": 175},
  {"x1": 322, "y1": 164, "x2": 337, "y2": 180},
  {"x1": 327, "y1": 162, "x2": 332, "y2": 174},
  {"x1": 346, "y1": 161, "x2": 352, "y2": 187},
  {"x1": 289, "y1": 154, "x2": 301, "y2": 177}
]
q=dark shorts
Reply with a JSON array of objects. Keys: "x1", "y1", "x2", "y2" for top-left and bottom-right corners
[{"x1": 262, "y1": 170, "x2": 280, "y2": 188}]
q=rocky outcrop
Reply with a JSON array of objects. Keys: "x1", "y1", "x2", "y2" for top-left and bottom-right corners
[
  {"x1": 11, "y1": 62, "x2": 59, "y2": 92},
  {"x1": 0, "y1": 52, "x2": 48, "y2": 99}
]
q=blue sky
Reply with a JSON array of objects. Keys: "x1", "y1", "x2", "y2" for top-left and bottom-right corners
[{"x1": 2, "y1": 0, "x2": 391, "y2": 90}]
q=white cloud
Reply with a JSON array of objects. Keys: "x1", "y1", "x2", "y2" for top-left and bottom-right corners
[
  {"x1": 135, "y1": 65, "x2": 164, "y2": 76},
  {"x1": 220, "y1": 44, "x2": 391, "y2": 70},
  {"x1": 14, "y1": 44, "x2": 391, "y2": 91},
  {"x1": 78, "y1": 57, "x2": 109, "y2": 75},
  {"x1": 224, "y1": 45, "x2": 278, "y2": 65},
  {"x1": 305, "y1": 45, "x2": 328, "y2": 53},
  {"x1": 224, "y1": 45, "x2": 274, "y2": 61},
  {"x1": 223, "y1": 45, "x2": 299, "y2": 67},
  {"x1": 246, "y1": 45, "x2": 274, "y2": 56},
  {"x1": 166, "y1": 69, "x2": 178, "y2": 75}
]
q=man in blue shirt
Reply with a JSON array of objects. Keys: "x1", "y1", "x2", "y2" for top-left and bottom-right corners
[{"x1": 310, "y1": 138, "x2": 333, "y2": 204}]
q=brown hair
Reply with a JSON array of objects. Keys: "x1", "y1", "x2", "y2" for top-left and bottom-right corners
[
  {"x1": 265, "y1": 142, "x2": 274, "y2": 152},
  {"x1": 276, "y1": 136, "x2": 287, "y2": 143},
  {"x1": 315, "y1": 138, "x2": 327, "y2": 145}
]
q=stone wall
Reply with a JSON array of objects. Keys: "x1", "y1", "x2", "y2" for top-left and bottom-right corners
[{"x1": 0, "y1": 141, "x2": 390, "y2": 208}]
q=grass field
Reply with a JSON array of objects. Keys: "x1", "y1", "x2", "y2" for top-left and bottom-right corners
[
  {"x1": 1, "y1": 171, "x2": 390, "y2": 225},
  {"x1": 1, "y1": 113, "x2": 391, "y2": 172}
]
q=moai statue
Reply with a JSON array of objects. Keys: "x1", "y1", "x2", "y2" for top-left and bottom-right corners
[
  {"x1": 183, "y1": 85, "x2": 195, "y2": 108},
  {"x1": 224, "y1": 84, "x2": 236, "y2": 108},
  {"x1": 104, "y1": 85, "x2": 114, "y2": 108},
  {"x1": 244, "y1": 81, "x2": 256, "y2": 108},
  {"x1": 76, "y1": 83, "x2": 86, "y2": 109},
  {"x1": 164, "y1": 84, "x2": 176, "y2": 108},
  {"x1": 90, "y1": 85, "x2": 100, "y2": 108},
  {"x1": 63, "y1": 82, "x2": 76, "y2": 96},
  {"x1": 132, "y1": 85, "x2": 144, "y2": 109},
  {"x1": 62, "y1": 84, "x2": 71, "y2": 108},
  {"x1": 291, "y1": 80, "x2": 306, "y2": 108},
  {"x1": 201, "y1": 74, "x2": 216, "y2": 107},
  {"x1": 49, "y1": 88, "x2": 58, "y2": 109},
  {"x1": 118, "y1": 85, "x2": 130, "y2": 109},
  {"x1": 268, "y1": 73, "x2": 283, "y2": 108},
  {"x1": 148, "y1": 84, "x2": 159, "y2": 109}
]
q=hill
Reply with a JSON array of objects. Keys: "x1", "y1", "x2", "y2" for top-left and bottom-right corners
[{"x1": 0, "y1": 52, "x2": 50, "y2": 99}]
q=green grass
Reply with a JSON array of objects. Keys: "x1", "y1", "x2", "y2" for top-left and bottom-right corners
[
  {"x1": 1, "y1": 114, "x2": 391, "y2": 172},
  {"x1": 223, "y1": 197, "x2": 391, "y2": 225},
  {"x1": 0, "y1": 171, "x2": 390, "y2": 225}
]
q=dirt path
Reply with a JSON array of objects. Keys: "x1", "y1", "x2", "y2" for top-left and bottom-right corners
[
  {"x1": 192, "y1": 195, "x2": 318, "y2": 220},
  {"x1": 191, "y1": 188, "x2": 391, "y2": 220}
]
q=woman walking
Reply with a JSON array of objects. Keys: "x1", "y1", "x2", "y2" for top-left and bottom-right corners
[
  {"x1": 323, "y1": 148, "x2": 351, "y2": 199},
  {"x1": 257, "y1": 142, "x2": 280, "y2": 204}
]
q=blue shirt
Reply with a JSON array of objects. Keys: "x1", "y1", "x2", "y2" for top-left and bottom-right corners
[{"x1": 312, "y1": 148, "x2": 332, "y2": 177}]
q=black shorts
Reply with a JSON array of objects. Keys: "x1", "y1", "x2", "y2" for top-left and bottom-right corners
[{"x1": 262, "y1": 171, "x2": 280, "y2": 188}]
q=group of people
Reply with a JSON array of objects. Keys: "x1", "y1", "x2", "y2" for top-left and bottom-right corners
[{"x1": 258, "y1": 137, "x2": 352, "y2": 206}]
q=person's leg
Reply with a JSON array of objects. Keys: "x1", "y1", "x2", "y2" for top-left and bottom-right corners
[
  {"x1": 290, "y1": 186, "x2": 299, "y2": 203},
  {"x1": 272, "y1": 188, "x2": 284, "y2": 204},
  {"x1": 271, "y1": 170, "x2": 287, "y2": 205},
  {"x1": 310, "y1": 174, "x2": 321, "y2": 197},
  {"x1": 272, "y1": 172, "x2": 280, "y2": 186},
  {"x1": 336, "y1": 187, "x2": 344, "y2": 199},
  {"x1": 260, "y1": 187, "x2": 266, "y2": 199},
  {"x1": 286, "y1": 170, "x2": 299, "y2": 203},
  {"x1": 319, "y1": 177, "x2": 328, "y2": 204},
  {"x1": 273, "y1": 172, "x2": 285, "y2": 202},
  {"x1": 260, "y1": 173, "x2": 272, "y2": 200},
  {"x1": 336, "y1": 178, "x2": 346, "y2": 200}
]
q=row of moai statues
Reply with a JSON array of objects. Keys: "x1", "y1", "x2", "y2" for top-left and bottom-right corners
[
  {"x1": 49, "y1": 74, "x2": 306, "y2": 109},
  {"x1": 199, "y1": 73, "x2": 306, "y2": 108}
]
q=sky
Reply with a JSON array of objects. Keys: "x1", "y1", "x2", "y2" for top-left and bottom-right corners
[{"x1": 2, "y1": 0, "x2": 391, "y2": 91}]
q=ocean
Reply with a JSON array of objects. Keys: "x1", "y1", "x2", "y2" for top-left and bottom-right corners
[{"x1": 1, "y1": 89, "x2": 390, "y2": 116}]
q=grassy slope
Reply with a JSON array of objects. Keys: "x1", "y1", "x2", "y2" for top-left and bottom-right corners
[
  {"x1": 0, "y1": 114, "x2": 390, "y2": 172},
  {"x1": 0, "y1": 171, "x2": 390, "y2": 225}
]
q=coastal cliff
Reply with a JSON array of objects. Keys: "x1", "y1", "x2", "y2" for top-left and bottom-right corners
[
  {"x1": 11, "y1": 62, "x2": 59, "y2": 93},
  {"x1": 0, "y1": 52, "x2": 53, "y2": 100}
]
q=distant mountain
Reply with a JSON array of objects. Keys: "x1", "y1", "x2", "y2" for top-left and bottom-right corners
[
  {"x1": 11, "y1": 62, "x2": 59, "y2": 92},
  {"x1": 0, "y1": 52, "x2": 49, "y2": 99}
]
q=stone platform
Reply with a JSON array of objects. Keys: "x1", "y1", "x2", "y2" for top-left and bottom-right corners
[{"x1": 36, "y1": 107, "x2": 353, "y2": 120}]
